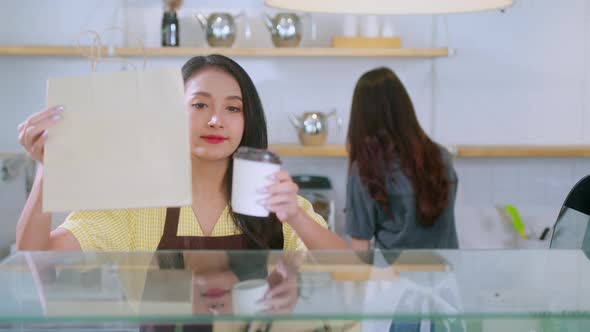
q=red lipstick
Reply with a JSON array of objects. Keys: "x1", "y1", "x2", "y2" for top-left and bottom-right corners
[
  {"x1": 201, "y1": 135, "x2": 227, "y2": 144},
  {"x1": 201, "y1": 288, "x2": 229, "y2": 298}
]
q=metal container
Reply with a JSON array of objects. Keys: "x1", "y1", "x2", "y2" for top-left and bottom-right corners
[
  {"x1": 194, "y1": 12, "x2": 240, "y2": 47},
  {"x1": 262, "y1": 13, "x2": 302, "y2": 47},
  {"x1": 288, "y1": 110, "x2": 342, "y2": 146}
]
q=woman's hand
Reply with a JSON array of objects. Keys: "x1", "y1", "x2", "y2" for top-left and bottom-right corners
[
  {"x1": 261, "y1": 257, "x2": 300, "y2": 314},
  {"x1": 17, "y1": 106, "x2": 63, "y2": 163},
  {"x1": 260, "y1": 171, "x2": 349, "y2": 250},
  {"x1": 259, "y1": 170, "x2": 303, "y2": 224}
]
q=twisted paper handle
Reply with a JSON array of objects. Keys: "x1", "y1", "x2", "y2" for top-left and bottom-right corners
[{"x1": 75, "y1": 27, "x2": 147, "y2": 72}]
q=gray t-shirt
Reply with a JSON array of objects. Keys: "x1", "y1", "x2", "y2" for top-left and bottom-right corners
[{"x1": 346, "y1": 146, "x2": 459, "y2": 249}]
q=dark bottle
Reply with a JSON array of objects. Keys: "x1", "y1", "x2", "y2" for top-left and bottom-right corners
[{"x1": 162, "y1": 11, "x2": 179, "y2": 47}]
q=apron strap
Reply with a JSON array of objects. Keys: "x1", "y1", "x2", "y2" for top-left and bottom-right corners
[{"x1": 162, "y1": 207, "x2": 181, "y2": 239}]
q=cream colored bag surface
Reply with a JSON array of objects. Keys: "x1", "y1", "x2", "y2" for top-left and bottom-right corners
[{"x1": 43, "y1": 36, "x2": 191, "y2": 212}]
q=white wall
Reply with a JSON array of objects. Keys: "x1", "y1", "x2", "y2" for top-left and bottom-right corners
[
  {"x1": 1, "y1": 0, "x2": 588, "y2": 250},
  {"x1": 435, "y1": 0, "x2": 589, "y2": 145}
]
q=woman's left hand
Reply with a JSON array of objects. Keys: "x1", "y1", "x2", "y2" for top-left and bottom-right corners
[{"x1": 259, "y1": 170, "x2": 302, "y2": 224}]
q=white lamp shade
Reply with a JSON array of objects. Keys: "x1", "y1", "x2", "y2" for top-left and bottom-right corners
[{"x1": 264, "y1": 0, "x2": 514, "y2": 15}]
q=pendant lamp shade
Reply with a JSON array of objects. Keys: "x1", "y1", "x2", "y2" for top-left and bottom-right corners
[{"x1": 264, "y1": 0, "x2": 514, "y2": 15}]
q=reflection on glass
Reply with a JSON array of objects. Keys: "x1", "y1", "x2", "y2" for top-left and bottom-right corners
[
  {"x1": 141, "y1": 251, "x2": 300, "y2": 316},
  {"x1": 140, "y1": 251, "x2": 302, "y2": 331},
  {"x1": 2, "y1": 249, "x2": 590, "y2": 330},
  {"x1": 19, "y1": 251, "x2": 306, "y2": 327}
]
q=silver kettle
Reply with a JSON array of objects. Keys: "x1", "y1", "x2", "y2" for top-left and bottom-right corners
[
  {"x1": 194, "y1": 11, "x2": 248, "y2": 47},
  {"x1": 289, "y1": 109, "x2": 342, "y2": 146},
  {"x1": 262, "y1": 13, "x2": 303, "y2": 47}
]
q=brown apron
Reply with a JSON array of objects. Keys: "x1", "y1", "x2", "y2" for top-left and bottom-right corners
[{"x1": 141, "y1": 207, "x2": 281, "y2": 332}]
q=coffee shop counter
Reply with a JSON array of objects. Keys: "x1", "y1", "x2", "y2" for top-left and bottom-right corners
[{"x1": 0, "y1": 249, "x2": 589, "y2": 332}]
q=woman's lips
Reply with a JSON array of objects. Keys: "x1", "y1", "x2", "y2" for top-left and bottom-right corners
[
  {"x1": 201, "y1": 135, "x2": 227, "y2": 144},
  {"x1": 201, "y1": 288, "x2": 230, "y2": 299}
]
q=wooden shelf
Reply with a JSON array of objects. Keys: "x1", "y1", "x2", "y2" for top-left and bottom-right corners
[
  {"x1": 0, "y1": 46, "x2": 451, "y2": 58},
  {"x1": 0, "y1": 46, "x2": 95, "y2": 56},
  {"x1": 269, "y1": 144, "x2": 347, "y2": 157},
  {"x1": 457, "y1": 145, "x2": 590, "y2": 158},
  {"x1": 4, "y1": 146, "x2": 589, "y2": 161},
  {"x1": 269, "y1": 144, "x2": 590, "y2": 158}
]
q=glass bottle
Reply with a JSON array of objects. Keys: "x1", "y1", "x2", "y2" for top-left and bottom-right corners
[{"x1": 162, "y1": 11, "x2": 179, "y2": 47}]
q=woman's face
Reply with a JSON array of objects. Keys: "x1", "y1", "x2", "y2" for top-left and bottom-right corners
[
  {"x1": 185, "y1": 252, "x2": 239, "y2": 314},
  {"x1": 185, "y1": 67, "x2": 245, "y2": 161}
]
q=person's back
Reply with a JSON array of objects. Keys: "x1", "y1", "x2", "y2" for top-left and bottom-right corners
[
  {"x1": 345, "y1": 67, "x2": 459, "y2": 250},
  {"x1": 347, "y1": 145, "x2": 458, "y2": 249}
]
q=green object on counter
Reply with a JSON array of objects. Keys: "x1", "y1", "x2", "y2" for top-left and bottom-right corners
[{"x1": 504, "y1": 204, "x2": 527, "y2": 239}]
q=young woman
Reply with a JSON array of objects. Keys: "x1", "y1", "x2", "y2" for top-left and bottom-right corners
[
  {"x1": 16, "y1": 54, "x2": 348, "y2": 252},
  {"x1": 346, "y1": 67, "x2": 459, "y2": 250}
]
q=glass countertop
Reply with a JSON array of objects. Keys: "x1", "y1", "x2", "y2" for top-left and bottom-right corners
[{"x1": 1, "y1": 249, "x2": 589, "y2": 327}]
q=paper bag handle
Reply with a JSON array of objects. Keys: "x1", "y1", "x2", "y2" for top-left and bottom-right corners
[{"x1": 76, "y1": 27, "x2": 147, "y2": 72}]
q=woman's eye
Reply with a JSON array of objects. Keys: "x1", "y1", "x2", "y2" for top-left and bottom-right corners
[
  {"x1": 191, "y1": 103, "x2": 207, "y2": 110},
  {"x1": 227, "y1": 106, "x2": 241, "y2": 113}
]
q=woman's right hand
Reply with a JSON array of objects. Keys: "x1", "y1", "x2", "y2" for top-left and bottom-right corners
[{"x1": 17, "y1": 106, "x2": 63, "y2": 163}]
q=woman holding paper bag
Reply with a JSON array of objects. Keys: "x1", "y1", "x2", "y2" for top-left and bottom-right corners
[{"x1": 16, "y1": 54, "x2": 348, "y2": 252}]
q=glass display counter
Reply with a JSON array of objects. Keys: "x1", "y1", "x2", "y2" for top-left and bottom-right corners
[{"x1": 1, "y1": 249, "x2": 589, "y2": 331}]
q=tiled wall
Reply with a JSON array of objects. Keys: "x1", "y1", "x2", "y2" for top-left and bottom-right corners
[
  {"x1": 285, "y1": 156, "x2": 590, "y2": 249},
  {"x1": 0, "y1": 173, "x2": 26, "y2": 254},
  {"x1": 454, "y1": 157, "x2": 590, "y2": 248}
]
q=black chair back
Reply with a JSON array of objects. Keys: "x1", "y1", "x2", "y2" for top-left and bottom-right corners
[
  {"x1": 563, "y1": 175, "x2": 590, "y2": 215},
  {"x1": 550, "y1": 175, "x2": 590, "y2": 254}
]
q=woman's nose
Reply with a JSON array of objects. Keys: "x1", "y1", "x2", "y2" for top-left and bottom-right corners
[{"x1": 207, "y1": 114, "x2": 222, "y2": 128}]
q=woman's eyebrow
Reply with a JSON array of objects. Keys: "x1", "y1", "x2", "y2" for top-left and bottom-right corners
[
  {"x1": 190, "y1": 92, "x2": 241, "y2": 101},
  {"x1": 226, "y1": 95, "x2": 242, "y2": 101},
  {"x1": 191, "y1": 91, "x2": 212, "y2": 97}
]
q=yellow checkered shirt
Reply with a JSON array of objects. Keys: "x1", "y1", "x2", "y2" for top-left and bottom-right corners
[{"x1": 59, "y1": 196, "x2": 327, "y2": 251}]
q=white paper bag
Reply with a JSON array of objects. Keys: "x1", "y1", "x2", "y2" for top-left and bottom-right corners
[{"x1": 43, "y1": 67, "x2": 192, "y2": 212}]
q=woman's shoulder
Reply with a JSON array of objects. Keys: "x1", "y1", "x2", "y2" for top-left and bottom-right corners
[
  {"x1": 65, "y1": 208, "x2": 136, "y2": 222},
  {"x1": 435, "y1": 144, "x2": 454, "y2": 164},
  {"x1": 60, "y1": 207, "x2": 169, "y2": 251},
  {"x1": 347, "y1": 161, "x2": 362, "y2": 179},
  {"x1": 132, "y1": 207, "x2": 168, "y2": 220},
  {"x1": 65, "y1": 207, "x2": 167, "y2": 222},
  {"x1": 434, "y1": 144, "x2": 457, "y2": 180}
]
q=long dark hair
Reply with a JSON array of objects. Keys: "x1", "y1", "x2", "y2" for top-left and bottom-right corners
[
  {"x1": 347, "y1": 67, "x2": 450, "y2": 227},
  {"x1": 182, "y1": 54, "x2": 283, "y2": 249}
]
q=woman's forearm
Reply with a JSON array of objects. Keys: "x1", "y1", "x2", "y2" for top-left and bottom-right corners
[
  {"x1": 289, "y1": 208, "x2": 349, "y2": 250},
  {"x1": 16, "y1": 165, "x2": 53, "y2": 250}
]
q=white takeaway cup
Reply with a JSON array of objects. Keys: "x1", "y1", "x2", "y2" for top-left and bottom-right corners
[
  {"x1": 231, "y1": 147, "x2": 282, "y2": 217},
  {"x1": 232, "y1": 279, "x2": 269, "y2": 315}
]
